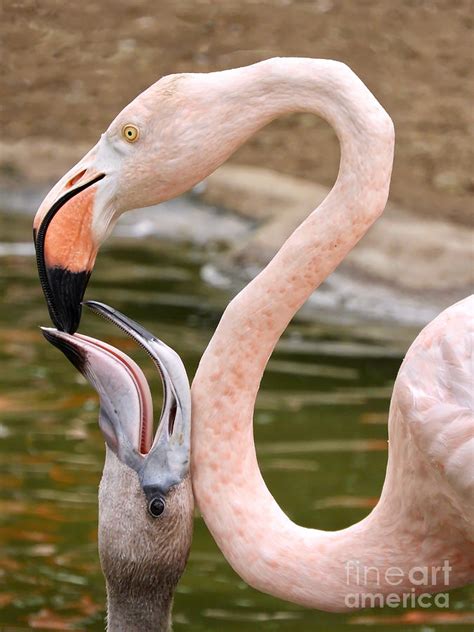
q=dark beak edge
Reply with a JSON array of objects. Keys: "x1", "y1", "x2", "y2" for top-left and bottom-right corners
[{"x1": 34, "y1": 174, "x2": 105, "y2": 334}]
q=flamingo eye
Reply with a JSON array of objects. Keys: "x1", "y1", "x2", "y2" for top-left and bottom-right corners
[
  {"x1": 122, "y1": 124, "x2": 139, "y2": 143},
  {"x1": 148, "y1": 496, "x2": 165, "y2": 518}
]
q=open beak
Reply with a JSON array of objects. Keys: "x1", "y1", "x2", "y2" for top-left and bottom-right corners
[
  {"x1": 41, "y1": 302, "x2": 191, "y2": 504},
  {"x1": 33, "y1": 167, "x2": 106, "y2": 334}
]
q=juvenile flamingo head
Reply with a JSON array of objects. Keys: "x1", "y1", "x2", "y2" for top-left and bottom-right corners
[
  {"x1": 41, "y1": 301, "x2": 194, "y2": 603},
  {"x1": 42, "y1": 301, "x2": 192, "y2": 507}
]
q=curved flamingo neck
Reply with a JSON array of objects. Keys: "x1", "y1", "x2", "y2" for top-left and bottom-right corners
[{"x1": 191, "y1": 58, "x2": 400, "y2": 610}]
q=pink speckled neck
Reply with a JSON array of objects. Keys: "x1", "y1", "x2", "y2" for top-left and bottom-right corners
[{"x1": 190, "y1": 59, "x2": 472, "y2": 610}]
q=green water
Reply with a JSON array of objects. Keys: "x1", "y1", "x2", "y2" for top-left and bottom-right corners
[{"x1": 0, "y1": 210, "x2": 472, "y2": 630}]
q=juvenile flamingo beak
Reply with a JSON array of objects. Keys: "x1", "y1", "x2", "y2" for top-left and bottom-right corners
[
  {"x1": 41, "y1": 301, "x2": 191, "y2": 506},
  {"x1": 33, "y1": 169, "x2": 105, "y2": 333}
]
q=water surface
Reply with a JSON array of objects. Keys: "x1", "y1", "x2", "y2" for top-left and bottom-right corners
[{"x1": 0, "y1": 209, "x2": 472, "y2": 630}]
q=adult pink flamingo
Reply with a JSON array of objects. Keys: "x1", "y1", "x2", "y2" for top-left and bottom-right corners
[{"x1": 33, "y1": 58, "x2": 473, "y2": 610}]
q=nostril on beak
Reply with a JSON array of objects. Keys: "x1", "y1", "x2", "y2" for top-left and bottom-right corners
[{"x1": 65, "y1": 169, "x2": 87, "y2": 189}]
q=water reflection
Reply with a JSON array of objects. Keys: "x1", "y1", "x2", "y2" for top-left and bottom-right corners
[{"x1": 0, "y1": 211, "x2": 472, "y2": 630}]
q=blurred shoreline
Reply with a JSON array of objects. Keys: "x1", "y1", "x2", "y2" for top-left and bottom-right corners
[{"x1": 2, "y1": 153, "x2": 471, "y2": 329}]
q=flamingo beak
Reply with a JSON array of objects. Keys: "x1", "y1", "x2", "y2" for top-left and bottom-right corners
[
  {"x1": 33, "y1": 169, "x2": 106, "y2": 334},
  {"x1": 83, "y1": 300, "x2": 192, "y2": 496},
  {"x1": 40, "y1": 302, "x2": 191, "y2": 503}
]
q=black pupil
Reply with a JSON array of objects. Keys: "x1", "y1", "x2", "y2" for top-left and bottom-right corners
[{"x1": 148, "y1": 497, "x2": 165, "y2": 517}]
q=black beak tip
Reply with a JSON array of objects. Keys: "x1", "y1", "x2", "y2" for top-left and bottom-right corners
[
  {"x1": 41, "y1": 327, "x2": 87, "y2": 373},
  {"x1": 45, "y1": 266, "x2": 91, "y2": 334}
]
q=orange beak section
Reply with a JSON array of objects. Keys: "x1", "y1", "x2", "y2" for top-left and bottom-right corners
[{"x1": 33, "y1": 171, "x2": 105, "y2": 333}]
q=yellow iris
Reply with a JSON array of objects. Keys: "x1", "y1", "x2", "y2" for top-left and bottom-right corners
[{"x1": 122, "y1": 124, "x2": 139, "y2": 142}]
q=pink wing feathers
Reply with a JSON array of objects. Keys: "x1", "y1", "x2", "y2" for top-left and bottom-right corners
[{"x1": 395, "y1": 295, "x2": 474, "y2": 524}]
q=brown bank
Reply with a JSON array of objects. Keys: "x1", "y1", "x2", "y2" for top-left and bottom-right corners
[{"x1": 1, "y1": 0, "x2": 473, "y2": 224}]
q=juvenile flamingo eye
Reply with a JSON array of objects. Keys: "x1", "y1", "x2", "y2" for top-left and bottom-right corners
[
  {"x1": 148, "y1": 496, "x2": 165, "y2": 518},
  {"x1": 122, "y1": 124, "x2": 139, "y2": 143}
]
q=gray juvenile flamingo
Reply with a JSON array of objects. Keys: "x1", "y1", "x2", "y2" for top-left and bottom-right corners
[
  {"x1": 43, "y1": 302, "x2": 193, "y2": 631},
  {"x1": 34, "y1": 58, "x2": 474, "y2": 610}
]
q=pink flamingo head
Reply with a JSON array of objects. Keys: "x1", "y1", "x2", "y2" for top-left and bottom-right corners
[{"x1": 33, "y1": 61, "x2": 285, "y2": 333}]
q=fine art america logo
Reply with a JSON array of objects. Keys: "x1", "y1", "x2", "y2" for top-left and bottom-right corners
[{"x1": 344, "y1": 560, "x2": 452, "y2": 609}]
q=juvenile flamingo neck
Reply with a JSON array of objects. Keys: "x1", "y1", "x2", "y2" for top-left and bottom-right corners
[{"x1": 191, "y1": 59, "x2": 397, "y2": 610}]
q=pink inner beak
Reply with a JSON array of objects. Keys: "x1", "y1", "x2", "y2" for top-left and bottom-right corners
[{"x1": 73, "y1": 333, "x2": 154, "y2": 455}]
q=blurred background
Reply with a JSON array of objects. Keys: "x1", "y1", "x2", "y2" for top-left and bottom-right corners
[{"x1": 0, "y1": 1, "x2": 473, "y2": 630}]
